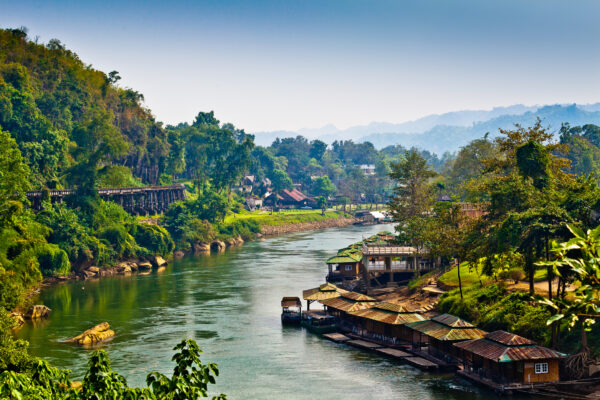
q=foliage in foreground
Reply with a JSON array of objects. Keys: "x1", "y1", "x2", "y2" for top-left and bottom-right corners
[{"x1": 0, "y1": 337, "x2": 226, "y2": 400}]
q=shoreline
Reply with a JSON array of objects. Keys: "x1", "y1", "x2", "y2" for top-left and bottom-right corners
[{"x1": 38, "y1": 215, "x2": 359, "y2": 288}]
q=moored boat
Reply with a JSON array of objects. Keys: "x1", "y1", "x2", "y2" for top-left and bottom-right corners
[{"x1": 281, "y1": 297, "x2": 302, "y2": 325}]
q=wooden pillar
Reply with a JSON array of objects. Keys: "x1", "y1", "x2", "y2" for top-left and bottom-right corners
[{"x1": 387, "y1": 256, "x2": 393, "y2": 283}]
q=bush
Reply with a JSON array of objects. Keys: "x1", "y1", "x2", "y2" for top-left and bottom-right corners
[
  {"x1": 129, "y1": 223, "x2": 174, "y2": 257},
  {"x1": 36, "y1": 243, "x2": 70, "y2": 277},
  {"x1": 97, "y1": 224, "x2": 139, "y2": 259}
]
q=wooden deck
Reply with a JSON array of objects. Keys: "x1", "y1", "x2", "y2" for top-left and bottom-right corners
[
  {"x1": 404, "y1": 356, "x2": 438, "y2": 370},
  {"x1": 375, "y1": 348, "x2": 411, "y2": 359},
  {"x1": 322, "y1": 333, "x2": 351, "y2": 343},
  {"x1": 346, "y1": 339, "x2": 384, "y2": 350}
]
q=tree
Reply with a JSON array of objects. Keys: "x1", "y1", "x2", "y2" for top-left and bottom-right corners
[
  {"x1": 388, "y1": 150, "x2": 437, "y2": 276},
  {"x1": 269, "y1": 169, "x2": 292, "y2": 210},
  {"x1": 309, "y1": 139, "x2": 327, "y2": 161},
  {"x1": 539, "y1": 225, "x2": 600, "y2": 377}
]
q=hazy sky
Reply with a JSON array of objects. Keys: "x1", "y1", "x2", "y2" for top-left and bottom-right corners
[{"x1": 2, "y1": 0, "x2": 600, "y2": 132}]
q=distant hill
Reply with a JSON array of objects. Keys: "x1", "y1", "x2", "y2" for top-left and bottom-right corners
[{"x1": 252, "y1": 103, "x2": 600, "y2": 153}]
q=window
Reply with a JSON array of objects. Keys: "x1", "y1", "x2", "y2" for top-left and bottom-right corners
[
  {"x1": 345, "y1": 265, "x2": 353, "y2": 271},
  {"x1": 534, "y1": 363, "x2": 548, "y2": 374}
]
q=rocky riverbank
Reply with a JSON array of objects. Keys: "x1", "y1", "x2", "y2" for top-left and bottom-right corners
[{"x1": 259, "y1": 216, "x2": 356, "y2": 236}]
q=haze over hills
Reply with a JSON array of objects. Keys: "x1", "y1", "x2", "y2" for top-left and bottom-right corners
[{"x1": 252, "y1": 103, "x2": 600, "y2": 154}]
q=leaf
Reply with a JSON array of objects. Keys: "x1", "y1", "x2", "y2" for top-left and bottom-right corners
[{"x1": 546, "y1": 313, "x2": 564, "y2": 325}]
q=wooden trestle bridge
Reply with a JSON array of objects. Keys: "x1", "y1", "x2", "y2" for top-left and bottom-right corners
[{"x1": 26, "y1": 185, "x2": 186, "y2": 215}]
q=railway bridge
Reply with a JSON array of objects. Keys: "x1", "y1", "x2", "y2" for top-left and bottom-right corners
[{"x1": 26, "y1": 184, "x2": 186, "y2": 215}]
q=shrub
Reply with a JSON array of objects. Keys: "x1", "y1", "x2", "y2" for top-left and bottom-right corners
[
  {"x1": 36, "y1": 243, "x2": 70, "y2": 277},
  {"x1": 97, "y1": 224, "x2": 139, "y2": 259},
  {"x1": 129, "y1": 223, "x2": 175, "y2": 257}
]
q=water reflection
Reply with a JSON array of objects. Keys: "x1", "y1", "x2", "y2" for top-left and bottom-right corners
[{"x1": 18, "y1": 224, "x2": 509, "y2": 399}]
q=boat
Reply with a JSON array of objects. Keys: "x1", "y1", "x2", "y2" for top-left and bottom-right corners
[
  {"x1": 301, "y1": 310, "x2": 337, "y2": 334},
  {"x1": 281, "y1": 297, "x2": 302, "y2": 325}
]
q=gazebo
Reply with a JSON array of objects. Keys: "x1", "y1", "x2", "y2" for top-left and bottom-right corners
[{"x1": 302, "y1": 283, "x2": 348, "y2": 310}]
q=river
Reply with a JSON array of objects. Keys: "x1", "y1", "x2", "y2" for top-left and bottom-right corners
[{"x1": 17, "y1": 223, "x2": 503, "y2": 399}]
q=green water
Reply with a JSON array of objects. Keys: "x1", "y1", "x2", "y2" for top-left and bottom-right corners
[{"x1": 17, "y1": 224, "x2": 502, "y2": 399}]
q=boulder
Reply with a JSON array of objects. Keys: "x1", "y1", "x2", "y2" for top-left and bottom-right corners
[
  {"x1": 10, "y1": 312, "x2": 25, "y2": 329},
  {"x1": 225, "y1": 238, "x2": 237, "y2": 247},
  {"x1": 193, "y1": 242, "x2": 210, "y2": 253},
  {"x1": 82, "y1": 270, "x2": 96, "y2": 279},
  {"x1": 116, "y1": 262, "x2": 131, "y2": 273},
  {"x1": 67, "y1": 322, "x2": 115, "y2": 346},
  {"x1": 88, "y1": 266, "x2": 100, "y2": 273},
  {"x1": 174, "y1": 250, "x2": 186, "y2": 258},
  {"x1": 235, "y1": 236, "x2": 244, "y2": 246},
  {"x1": 152, "y1": 255, "x2": 167, "y2": 268},
  {"x1": 25, "y1": 305, "x2": 51, "y2": 320},
  {"x1": 210, "y1": 240, "x2": 226, "y2": 252},
  {"x1": 128, "y1": 262, "x2": 139, "y2": 271},
  {"x1": 138, "y1": 261, "x2": 153, "y2": 270}
]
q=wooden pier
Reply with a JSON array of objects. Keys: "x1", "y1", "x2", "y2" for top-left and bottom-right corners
[{"x1": 322, "y1": 333, "x2": 351, "y2": 343}]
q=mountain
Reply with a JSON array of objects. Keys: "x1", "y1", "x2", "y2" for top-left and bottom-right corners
[
  {"x1": 252, "y1": 103, "x2": 600, "y2": 153},
  {"x1": 361, "y1": 104, "x2": 600, "y2": 153}
]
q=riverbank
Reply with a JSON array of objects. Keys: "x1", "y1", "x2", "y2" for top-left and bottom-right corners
[{"x1": 260, "y1": 215, "x2": 356, "y2": 235}]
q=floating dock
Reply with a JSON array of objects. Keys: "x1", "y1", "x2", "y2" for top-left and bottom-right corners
[
  {"x1": 322, "y1": 333, "x2": 351, "y2": 343},
  {"x1": 375, "y1": 348, "x2": 411, "y2": 359},
  {"x1": 404, "y1": 356, "x2": 439, "y2": 371},
  {"x1": 346, "y1": 339, "x2": 384, "y2": 350}
]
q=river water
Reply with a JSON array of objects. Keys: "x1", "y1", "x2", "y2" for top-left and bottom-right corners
[{"x1": 17, "y1": 224, "x2": 502, "y2": 399}]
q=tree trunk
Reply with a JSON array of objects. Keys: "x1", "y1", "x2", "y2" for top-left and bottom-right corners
[
  {"x1": 546, "y1": 236, "x2": 552, "y2": 301},
  {"x1": 581, "y1": 324, "x2": 588, "y2": 348},
  {"x1": 457, "y1": 259, "x2": 463, "y2": 300}
]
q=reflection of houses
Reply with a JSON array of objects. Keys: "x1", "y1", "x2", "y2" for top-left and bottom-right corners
[
  {"x1": 454, "y1": 331, "x2": 564, "y2": 386},
  {"x1": 405, "y1": 314, "x2": 487, "y2": 362}
]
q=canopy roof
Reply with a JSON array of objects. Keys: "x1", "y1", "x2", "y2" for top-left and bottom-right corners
[
  {"x1": 340, "y1": 292, "x2": 377, "y2": 302},
  {"x1": 350, "y1": 302, "x2": 425, "y2": 325},
  {"x1": 454, "y1": 331, "x2": 564, "y2": 363},
  {"x1": 406, "y1": 320, "x2": 487, "y2": 341},
  {"x1": 281, "y1": 297, "x2": 301, "y2": 308},
  {"x1": 320, "y1": 296, "x2": 377, "y2": 313},
  {"x1": 431, "y1": 313, "x2": 475, "y2": 328},
  {"x1": 302, "y1": 283, "x2": 349, "y2": 301}
]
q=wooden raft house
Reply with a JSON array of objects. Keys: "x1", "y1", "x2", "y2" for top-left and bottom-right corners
[
  {"x1": 404, "y1": 313, "x2": 487, "y2": 362},
  {"x1": 347, "y1": 302, "x2": 425, "y2": 346},
  {"x1": 454, "y1": 330, "x2": 564, "y2": 391}
]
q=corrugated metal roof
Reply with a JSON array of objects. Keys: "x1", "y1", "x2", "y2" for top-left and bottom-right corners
[
  {"x1": 326, "y1": 255, "x2": 362, "y2": 264},
  {"x1": 454, "y1": 336, "x2": 564, "y2": 362},
  {"x1": 406, "y1": 320, "x2": 487, "y2": 341},
  {"x1": 350, "y1": 308, "x2": 425, "y2": 325},
  {"x1": 484, "y1": 330, "x2": 535, "y2": 346},
  {"x1": 320, "y1": 297, "x2": 377, "y2": 312},
  {"x1": 340, "y1": 292, "x2": 377, "y2": 302},
  {"x1": 302, "y1": 283, "x2": 349, "y2": 301},
  {"x1": 374, "y1": 302, "x2": 412, "y2": 313},
  {"x1": 281, "y1": 297, "x2": 301, "y2": 307},
  {"x1": 432, "y1": 314, "x2": 475, "y2": 328}
]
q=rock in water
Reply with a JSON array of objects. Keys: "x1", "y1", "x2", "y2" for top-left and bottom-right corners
[
  {"x1": 25, "y1": 305, "x2": 51, "y2": 319},
  {"x1": 67, "y1": 322, "x2": 115, "y2": 345},
  {"x1": 138, "y1": 261, "x2": 153, "y2": 270},
  {"x1": 152, "y1": 255, "x2": 167, "y2": 268}
]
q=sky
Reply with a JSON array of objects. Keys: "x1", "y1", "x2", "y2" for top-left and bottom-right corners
[{"x1": 2, "y1": 0, "x2": 600, "y2": 132}]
